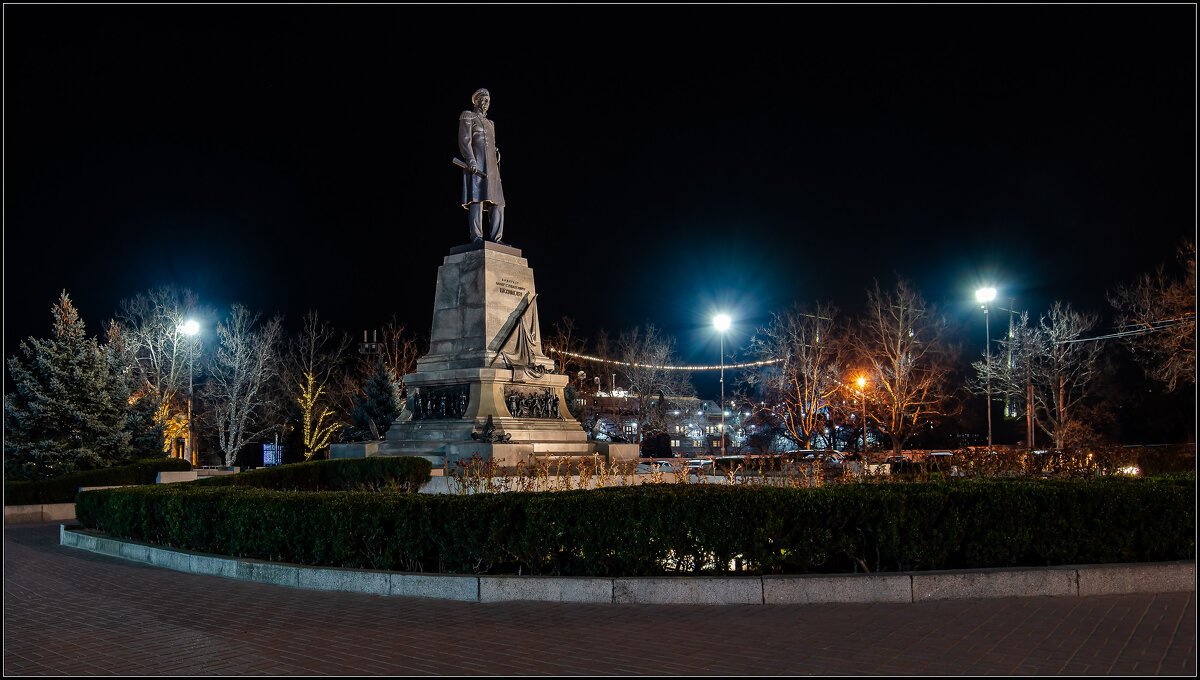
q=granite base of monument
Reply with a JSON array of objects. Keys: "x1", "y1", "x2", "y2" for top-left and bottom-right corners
[
  {"x1": 371, "y1": 241, "x2": 611, "y2": 468},
  {"x1": 330, "y1": 441, "x2": 380, "y2": 459}
]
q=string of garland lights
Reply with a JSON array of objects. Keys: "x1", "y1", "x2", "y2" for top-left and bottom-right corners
[
  {"x1": 550, "y1": 314, "x2": 1194, "y2": 368},
  {"x1": 1057, "y1": 315, "x2": 1195, "y2": 345},
  {"x1": 832, "y1": 377, "x2": 884, "y2": 406},
  {"x1": 549, "y1": 315, "x2": 1197, "y2": 425},
  {"x1": 545, "y1": 347, "x2": 782, "y2": 372},
  {"x1": 547, "y1": 347, "x2": 881, "y2": 406}
]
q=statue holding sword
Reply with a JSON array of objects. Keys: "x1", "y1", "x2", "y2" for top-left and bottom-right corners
[{"x1": 455, "y1": 88, "x2": 505, "y2": 244}]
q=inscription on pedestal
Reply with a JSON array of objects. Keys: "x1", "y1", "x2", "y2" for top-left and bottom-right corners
[
  {"x1": 411, "y1": 385, "x2": 470, "y2": 420},
  {"x1": 504, "y1": 387, "x2": 563, "y2": 419},
  {"x1": 496, "y1": 277, "x2": 527, "y2": 297}
]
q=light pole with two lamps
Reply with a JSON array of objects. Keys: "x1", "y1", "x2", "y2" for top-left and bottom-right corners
[
  {"x1": 179, "y1": 319, "x2": 200, "y2": 465},
  {"x1": 975, "y1": 287, "x2": 996, "y2": 451},
  {"x1": 993, "y1": 299, "x2": 1035, "y2": 450},
  {"x1": 713, "y1": 313, "x2": 731, "y2": 460}
]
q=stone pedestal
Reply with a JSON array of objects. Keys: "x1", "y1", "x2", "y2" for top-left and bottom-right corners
[
  {"x1": 377, "y1": 241, "x2": 596, "y2": 467},
  {"x1": 330, "y1": 442, "x2": 381, "y2": 459},
  {"x1": 594, "y1": 442, "x2": 641, "y2": 463}
]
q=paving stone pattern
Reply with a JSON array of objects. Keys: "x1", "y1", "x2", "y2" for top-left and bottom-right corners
[{"x1": 4, "y1": 522, "x2": 1195, "y2": 676}]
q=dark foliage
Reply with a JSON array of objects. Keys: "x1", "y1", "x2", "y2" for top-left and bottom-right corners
[
  {"x1": 5, "y1": 457, "x2": 192, "y2": 506},
  {"x1": 344, "y1": 359, "x2": 402, "y2": 441},
  {"x1": 5, "y1": 292, "x2": 163, "y2": 480},
  {"x1": 76, "y1": 473, "x2": 1194, "y2": 576},
  {"x1": 194, "y1": 456, "x2": 432, "y2": 493}
]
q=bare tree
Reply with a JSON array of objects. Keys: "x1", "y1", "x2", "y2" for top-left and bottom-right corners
[
  {"x1": 114, "y1": 286, "x2": 198, "y2": 397},
  {"x1": 970, "y1": 311, "x2": 1039, "y2": 448},
  {"x1": 204, "y1": 304, "x2": 284, "y2": 466},
  {"x1": 1030, "y1": 302, "x2": 1106, "y2": 450},
  {"x1": 544, "y1": 316, "x2": 588, "y2": 376},
  {"x1": 335, "y1": 315, "x2": 424, "y2": 419},
  {"x1": 296, "y1": 372, "x2": 341, "y2": 461},
  {"x1": 748, "y1": 302, "x2": 846, "y2": 450},
  {"x1": 113, "y1": 286, "x2": 208, "y2": 454},
  {"x1": 852, "y1": 279, "x2": 959, "y2": 457},
  {"x1": 1109, "y1": 239, "x2": 1195, "y2": 392},
  {"x1": 589, "y1": 328, "x2": 618, "y2": 397},
  {"x1": 284, "y1": 311, "x2": 353, "y2": 460},
  {"x1": 376, "y1": 314, "x2": 425, "y2": 390},
  {"x1": 615, "y1": 324, "x2": 694, "y2": 444}
]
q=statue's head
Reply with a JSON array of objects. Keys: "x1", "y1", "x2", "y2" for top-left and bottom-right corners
[{"x1": 471, "y1": 88, "x2": 491, "y2": 111}]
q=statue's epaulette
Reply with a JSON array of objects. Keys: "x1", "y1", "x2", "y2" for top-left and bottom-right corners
[{"x1": 459, "y1": 110, "x2": 477, "y2": 121}]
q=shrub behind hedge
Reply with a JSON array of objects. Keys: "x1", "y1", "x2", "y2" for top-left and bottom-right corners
[
  {"x1": 74, "y1": 473, "x2": 1194, "y2": 577},
  {"x1": 1133, "y1": 444, "x2": 1196, "y2": 475},
  {"x1": 194, "y1": 456, "x2": 432, "y2": 493},
  {"x1": 5, "y1": 458, "x2": 193, "y2": 506}
]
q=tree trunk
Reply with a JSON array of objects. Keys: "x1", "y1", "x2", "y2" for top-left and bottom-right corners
[
  {"x1": 1054, "y1": 374, "x2": 1065, "y2": 450},
  {"x1": 1026, "y1": 377, "x2": 1035, "y2": 449}
]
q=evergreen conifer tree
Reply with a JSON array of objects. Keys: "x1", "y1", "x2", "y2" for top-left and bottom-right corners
[
  {"x1": 346, "y1": 359, "x2": 403, "y2": 440},
  {"x1": 4, "y1": 292, "x2": 145, "y2": 480}
]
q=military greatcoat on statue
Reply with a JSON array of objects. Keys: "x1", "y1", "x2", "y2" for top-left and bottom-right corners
[{"x1": 459, "y1": 109, "x2": 505, "y2": 209}]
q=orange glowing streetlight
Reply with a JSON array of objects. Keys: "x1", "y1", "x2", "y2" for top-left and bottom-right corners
[{"x1": 855, "y1": 376, "x2": 868, "y2": 454}]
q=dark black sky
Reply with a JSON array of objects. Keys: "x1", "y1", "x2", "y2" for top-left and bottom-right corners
[{"x1": 5, "y1": 5, "x2": 1195, "y2": 398}]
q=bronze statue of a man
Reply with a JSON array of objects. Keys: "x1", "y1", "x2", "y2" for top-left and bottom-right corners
[{"x1": 459, "y1": 88, "x2": 505, "y2": 244}]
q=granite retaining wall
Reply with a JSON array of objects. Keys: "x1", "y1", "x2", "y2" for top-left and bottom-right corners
[{"x1": 60, "y1": 526, "x2": 1194, "y2": 605}]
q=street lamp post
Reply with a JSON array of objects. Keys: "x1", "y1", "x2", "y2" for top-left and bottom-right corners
[
  {"x1": 992, "y1": 300, "x2": 1035, "y2": 451},
  {"x1": 713, "y1": 314, "x2": 731, "y2": 460},
  {"x1": 180, "y1": 319, "x2": 200, "y2": 465},
  {"x1": 975, "y1": 287, "x2": 996, "y2": 451},
  {"x1": 856, "y1": 376, "x2": 868, "y2": 457}
]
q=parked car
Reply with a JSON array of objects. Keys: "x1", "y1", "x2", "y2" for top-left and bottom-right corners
[
  {"x1": 800, "y1": 451, "x2": 846, "y2": 475},
  {"x1": 841, "y1": 452, "x2": 865, "y2": 475},
  {"x1": 926, "y1": 451, "x2": 960, "y2": 476},
  {"x1": 634, "y1": 460, "x2": 675, "y2": 474},
  {"x1": 714, "y1": 456, "x2": 773, "y2": 480},
  {"x1": 884, "y1": 455, "x2": 919, "y2": 475},
  {"x1": 713, "y1": 455, "x2": 746, "y2": 472}
]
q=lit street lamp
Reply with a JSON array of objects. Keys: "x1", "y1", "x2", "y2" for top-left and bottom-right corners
[
  {"x1": 179, "y1": 319, "x2": 200, "y2": 465},
  {"x1": 713, "y1": 313, "x2": 731, "y2": 460},
  {"x1": 975, "y1": 287, "x2": 996, "y2": 450}
]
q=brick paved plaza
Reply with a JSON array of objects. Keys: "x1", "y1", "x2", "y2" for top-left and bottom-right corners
[{"x1": 4, "y1": 522, "x2": 1195, "y2": 675}]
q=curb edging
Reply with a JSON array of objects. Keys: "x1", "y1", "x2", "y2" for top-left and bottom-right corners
[{"x1": 60, "y1": 526, "x2": 1195, "y2": 605}]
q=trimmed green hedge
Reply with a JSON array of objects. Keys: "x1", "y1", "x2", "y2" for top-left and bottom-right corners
[
  {"x1": 5, "y1": 458, "x2": 193, "y2": 506},
  {"x1": 74, "y1": 474, "x2": 1194, "y2": 576},
  {"x1": 194, "y1": 457, "x2": 432, "y2": 493}
]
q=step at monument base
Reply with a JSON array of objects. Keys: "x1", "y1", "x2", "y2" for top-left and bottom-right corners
[{"x1": 374, "y1": 441, "x2": 594, "y2": 468}]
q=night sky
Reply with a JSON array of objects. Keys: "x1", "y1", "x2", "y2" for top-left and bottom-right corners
[{"x1": 5, "y1": 5, "x2": 1195, "y2": 400}]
